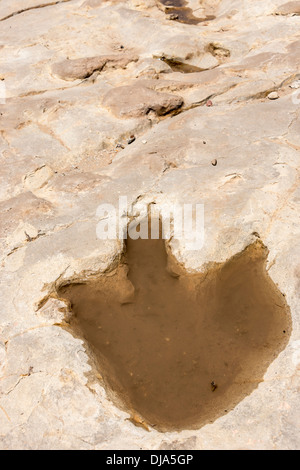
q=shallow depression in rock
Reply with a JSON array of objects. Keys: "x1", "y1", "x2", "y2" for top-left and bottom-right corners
[
  {"x1": 161, "y1": 57, "x2": 205, "y2": 73},
  {"x1": 58, "y1": 231, "x2": 291, "y2": 432},
  {"x1": 160, "y1": 0, "x2": 215, "y2": 25}
]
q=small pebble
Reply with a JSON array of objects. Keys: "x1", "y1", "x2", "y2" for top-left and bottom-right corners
[
  {"x1": 116, "y1": 143, "x2": 124, "y2": 149},
  {"x1": 206, "y1": 100, "x2": 213, "y2": 107},
  {"x1": 211, "y1": 159, "x2": 217, "y2": 166},
  {"x1": 128, "y1": 135, "x2": 136, "y2": 145},
  {"x1": 211, "y1": 381, "x2": 218, "y2": 392},
  {"x1": 268, "y1": 91, "x2": 279, "y2": 100},
  {"x1": 142, "y1": 140, "x2": 147, "y2": 144},
  {"x1": 203, "y1": 141, "x2": 206, "y2": 144}
]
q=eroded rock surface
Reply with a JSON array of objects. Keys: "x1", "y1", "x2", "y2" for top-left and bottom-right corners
[
  {"x1": 52, "y1": 53, "x2": 138, "y2": 81},
  {"x1": 275, "y1": 1, "x2": 300, "y2": 15},
  {"x1": 102, "y1": 85, "x2": 184, "y2": 117},
  {"x1": 0, "y1": 0, "x2": 299, "y2": 450}
]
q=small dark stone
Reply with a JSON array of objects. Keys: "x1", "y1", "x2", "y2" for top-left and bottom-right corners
[
  {"x1": 252, "y1": 231, "x2": 260, "y2": 238},
  {"x1": 211, "y1": 381, "x2": 218, "y2": 392},
  {"x1": 128, "y1": 135, "x2": 136, "y2": 145},
  {"x1": 211, "y1": 159, "x2": 217, "y2": 166}
]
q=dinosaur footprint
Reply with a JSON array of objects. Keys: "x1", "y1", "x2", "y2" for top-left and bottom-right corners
[{"x1": 59, "y1": 220, "x2": 291, "y2": 431}]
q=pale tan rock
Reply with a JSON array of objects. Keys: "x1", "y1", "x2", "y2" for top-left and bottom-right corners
[
  {"x1": 0, "y1": 0, "x2": 299, "y2": 452},
  {"x1": 153, "y1": 37, "x2": 205, "y2": 63},
  {"x1": 152, "y1": 37, "x2": 220, "y2": 71},
  {"x1": 10, "y1": 222, "x2": 39, "y2": 247},
  {"x1": 0, "y1": 342, "x2": 6, "y2": 375},
  {"x1": 190, "y1": 53, "x2": 219, "y2": 70},
  {"x1": 134, "y1": 58, "x2": 172, "y2": 78},
  {"x1": 0, "y1": 193, "x2": 53, "y2": 243},
  {"x1": 82, "y1": 0, "x2": 103, "y2": 7},
  {"x1": 52, "y1": 53, "x2": 138, "y2": 81},
  {"x1": 268, "y1": 91, "x2": 279, "y2": 100},
  {"x1": 0, "y1": 0, "x2": 71, "y2": 21},
  {"x1": 38, "y1": 297, "x2": 70, "y2": 324},
  {"x1": 23, "y1": 165, "x2": 54, "y2": 191},
  {"x1": 102, "y1": 85, "x2": 184, "y2": 118},
  {"x1": 275, "y1": 1, "x2": 300, "y2": 15}
]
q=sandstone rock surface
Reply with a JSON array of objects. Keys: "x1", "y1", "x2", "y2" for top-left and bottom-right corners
[
  {"x1": 275, "y1": 1, "x2": 300, "y2": 15},
  {"x1": 52, "y1": 53, "x2": 138, "y2": 81},
  {"x1": 102, "y1": 85, "x2": 184, "y2": 117},
  {"x1": 0, "y1": 0, "x2": 299, "y2": 450}
]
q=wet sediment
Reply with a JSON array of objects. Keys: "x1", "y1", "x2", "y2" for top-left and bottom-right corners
[
  {"x1": 160, "y1": 0, "x2": 215, "y2": 25},
  {"x1": 59, "y1": 225, "x2": 291, "y2": 431}
]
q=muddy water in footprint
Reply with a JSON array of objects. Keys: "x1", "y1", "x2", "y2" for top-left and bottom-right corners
[
  {"x1": 59, "y1": 230, "x2": 291, "y2": 431},
  {"x1": 160, "y1": 0, "x2": 215, "y2": 25}
]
